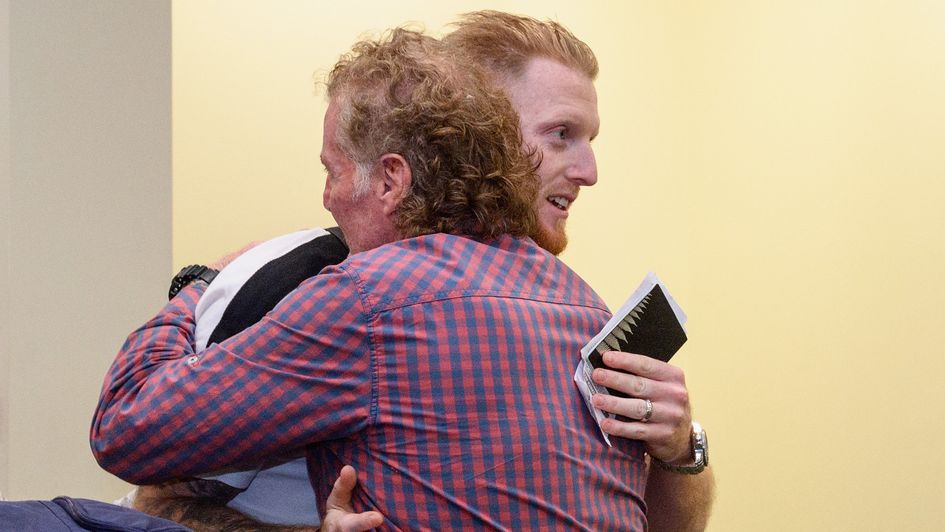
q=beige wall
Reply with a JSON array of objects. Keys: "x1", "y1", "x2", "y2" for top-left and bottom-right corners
[
  {"x1": 2, "y1": 0, "x2": 171, "y2": 500},
  {"x1": 1, "y1": 0, "x2": 11, "y2": 498},
  {"x1": 174, "y1": 2, "x2": 945, "y2": 530}
]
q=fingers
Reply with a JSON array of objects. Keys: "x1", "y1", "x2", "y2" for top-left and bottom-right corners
[
  {"x1": 598, "y1": 351, "x2": 684, "y2": 383},
  {"x1": 592, "y1": 390, "x2": 686, "y2": 429},
  {"x1": 336, "y1": 510, "x2": 385, "y2": 532},
  {"x1": 594, "y1": 395, "x2": 692, "y2": 462},
  {"x1": 590, "y1": 352, "x2": 689, "y2": 414},
  {"x1": 592, "y1": 394, "x2": 653, "y2": 423},
  {"x1": 322, "y1": 465, "x2": 385, "y2": 532},
  {"x1": 589, "y1": 351, "x2": 694, "y2": 462},
  {"x1": 599, "y1": 414, "x2": 658, "y2": 441},
  {"x1": 325, "y1": 465, "x2": 358, "y2": 511},
  {"x1": 592, "y1": 367, "x2": 650, "y2": 397}
]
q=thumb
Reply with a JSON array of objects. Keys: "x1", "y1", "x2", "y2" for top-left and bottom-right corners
[{"x1": 326, "y1": 464, "x2": 359, "y2": 511}]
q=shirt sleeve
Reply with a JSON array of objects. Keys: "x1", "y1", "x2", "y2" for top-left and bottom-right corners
[{"x1": 90, "y1": 266, "x2": 374, "y2": 485}]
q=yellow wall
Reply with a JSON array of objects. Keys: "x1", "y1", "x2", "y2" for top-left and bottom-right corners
[{"x1": 174, "y1": 1, "x2": 945, "y2": 530}]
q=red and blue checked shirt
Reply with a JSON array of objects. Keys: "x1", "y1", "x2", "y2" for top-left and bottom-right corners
[{"x1": 91, "y1": 234, "x2": 648, "y2": 530}]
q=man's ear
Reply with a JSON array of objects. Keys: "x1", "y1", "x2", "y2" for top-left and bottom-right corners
[{"x1": 377, "y1": 153, "x2": 411, "y2": 216}]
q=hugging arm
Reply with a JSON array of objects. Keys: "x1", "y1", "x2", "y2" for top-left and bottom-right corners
[
  {"x1": 591, "y1": 351, "x2": 715, "y2": 531},
  {"x1": 90, "y1": 268, "x2": 372, "y2": 484}
]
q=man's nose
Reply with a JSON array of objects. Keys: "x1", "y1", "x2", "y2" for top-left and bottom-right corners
[{"x1": 567, "y1": 144, "x2": 598, "y2": 186}]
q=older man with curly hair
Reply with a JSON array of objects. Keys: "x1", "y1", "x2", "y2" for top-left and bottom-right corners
[{"x1": 92, "y1": 28, "x2": 649, "y2": 530}]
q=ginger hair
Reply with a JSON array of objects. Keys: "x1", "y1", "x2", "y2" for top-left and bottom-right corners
[{"x1": 444, "y1": 10, "x2": 598, "y2": 84}]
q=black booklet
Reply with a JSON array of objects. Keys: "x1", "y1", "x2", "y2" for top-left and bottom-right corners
[{"x1": 573, "y1": 273, "x2": 688, "y2": 445}]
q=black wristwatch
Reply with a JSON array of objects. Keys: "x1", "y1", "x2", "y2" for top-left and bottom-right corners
[
  {"x1": 168, "y1": 264, "x2": 219, "y2": 300},
  {"x1": 653, "y1": 421, "x2": 709, "y2": 475}
]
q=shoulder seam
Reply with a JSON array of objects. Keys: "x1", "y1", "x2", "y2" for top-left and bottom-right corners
[{"x1": 339, "y1": 264, "x2": 381, "y2": 428}]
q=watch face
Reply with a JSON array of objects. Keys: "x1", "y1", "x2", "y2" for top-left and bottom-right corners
[
  {"x1": 692, "y1": 422, "x2": 707, "y2": 466},
  {"x1": 702, "y1": 431, "x2": 708, "y2": 466}
]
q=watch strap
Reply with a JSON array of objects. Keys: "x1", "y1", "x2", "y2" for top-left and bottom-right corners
[
  {"x1": 652, "y1": 421, "x2": 708, "y2": 475},
  {"x1": 168, "y1": 265, "x2": 219, "y2": 300}
]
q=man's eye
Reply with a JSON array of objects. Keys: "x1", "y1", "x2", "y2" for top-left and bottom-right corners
[{"x1": 553, "y1": 128, "x2": 568, "y2": 140}]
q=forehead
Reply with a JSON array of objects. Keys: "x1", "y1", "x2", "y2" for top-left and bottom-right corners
[
  {"x1": 320, "y1": 100, "x2": 342, "y2": 162},
  {"x1": 502, "y1": 57, "x2": 599, "y2": 134}
]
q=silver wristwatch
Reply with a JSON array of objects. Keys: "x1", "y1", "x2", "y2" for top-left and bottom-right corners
[{"x1": 653, "y1": 421, "x2": 708, "y2": 475}]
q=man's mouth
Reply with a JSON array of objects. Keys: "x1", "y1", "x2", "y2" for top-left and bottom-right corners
[{"x1": 547, "y1": 196, "x2": 572, "y2": 211}]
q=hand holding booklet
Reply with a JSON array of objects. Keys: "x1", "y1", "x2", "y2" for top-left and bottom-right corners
[{"x1": 574, "y1": 273, "x2": 688, "y2": 446}]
